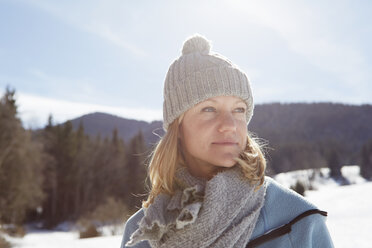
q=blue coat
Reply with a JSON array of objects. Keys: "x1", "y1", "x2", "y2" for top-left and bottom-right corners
[{"x1": 120, "y1": 177, "x2": 334, "y2": 247}]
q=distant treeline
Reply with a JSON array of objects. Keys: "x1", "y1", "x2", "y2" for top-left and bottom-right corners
[
  {"x1": 1, "y1": 87, "x2": 372, "y2": 228},
  {"x1": 69, "y1": 102, "x2": 372, "y2": 175},
  {"x1": 249, "y1": 103, "x2": 372, "y2": 175}
]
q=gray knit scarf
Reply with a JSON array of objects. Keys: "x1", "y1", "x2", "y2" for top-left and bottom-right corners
[{"x1": 127, "y1": 166, "x2": 266, "y2": 248}]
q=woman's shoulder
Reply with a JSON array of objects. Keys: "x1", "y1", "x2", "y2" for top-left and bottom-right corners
[
  {"x1": 125, "y1": 208, "x2": 145, "y2": 229},
  {"x1": 260, "y1": 176, "x2": 318, "y2": 228},
  {"x1": 250, "y1": 177, "x2": 334, "y2": 247},
  {"x1": 120, "y1": 209, "x2": 149, "y2": 248}
]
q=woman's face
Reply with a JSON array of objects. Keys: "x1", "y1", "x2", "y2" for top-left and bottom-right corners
[{"x1": 179, "y1": 95, "x2": 248, "y2": 179}]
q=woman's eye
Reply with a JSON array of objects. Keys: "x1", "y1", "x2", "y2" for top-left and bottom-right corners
[
  {"x1": 234, "y1": 107, "x2": 246, "y2": 113},
  {"x1": 202, "y1": 107, "x2": 216, "y2": 112}
]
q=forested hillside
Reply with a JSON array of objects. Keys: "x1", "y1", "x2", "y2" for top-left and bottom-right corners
[
  {"x1": 250, "y1": 103, "x2": 372, "y2": 173},
  {"x1": 1, "y1": 87, "x2": 372, "y2": 232},
  {"x1": 69, "y1": 103, "x2": 372, "y2": 174},
  {"x1": 251, "y1": 103, "x2": 372, "y2": 154}
]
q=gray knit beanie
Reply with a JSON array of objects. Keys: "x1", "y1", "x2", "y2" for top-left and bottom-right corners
[{"x1": 163, "y1": 34, "x2": 254, "y2": 131}]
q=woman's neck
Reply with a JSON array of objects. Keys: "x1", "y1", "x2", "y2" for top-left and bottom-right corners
[{"x1": 183, "y1": 155, "x2": 225, "y2": 180}]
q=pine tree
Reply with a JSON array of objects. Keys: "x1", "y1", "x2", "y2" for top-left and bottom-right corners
[
  {"x1": 40, "y1": 114, "x2": 58, "y2": 226},
  {"x1": 0, "y1": 87, "x2": 45, "y2": 224},
  {"x1": 328, "y1": 149, "x2": 342, "y2": 178},
  {"x1": 40, "y1": 120, "x2": 80, "y2": 225},
  {"x1": 360, "y1": 139, "x2": 372, "y2": 180},
  {"x1": 125, "y1": 131, "x2": 148, "y2": 210},
  {"x1": 290, "y1": 180, "x2": 306, "y2": 196},
  {"x1": 107, "y1": 128, "x2": 127, "y2": 200},
  {"x1": 72, "y1": 121, "x2": 88, "y2": 217}
]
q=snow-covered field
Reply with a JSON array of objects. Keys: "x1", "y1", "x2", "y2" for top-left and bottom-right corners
[
  {"x1": 275, "y1": 166, "x2": 372, "y2": 248},
  {"x1": 4, "y1": 231, "x2": 122, "y2": 248},
  {"x1": 307, "y1": 181, "x2": 372, "y2": 248},
  {"x1": 2, "y1": 166, "x2": 371, "y2": 248}
]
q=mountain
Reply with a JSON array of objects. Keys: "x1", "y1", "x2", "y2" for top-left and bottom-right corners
[{"x1": 69, "y1": 112, "x2": 164, "y2": 146}]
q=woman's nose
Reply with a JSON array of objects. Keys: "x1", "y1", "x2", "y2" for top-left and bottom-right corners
[{"x1": 217, "y1": 112, "x2": 237, "y2": 132}]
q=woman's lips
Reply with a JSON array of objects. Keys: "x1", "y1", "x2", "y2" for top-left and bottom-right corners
[{"x1": 212, "y1": 141, "x2": 238, "y2": 145}]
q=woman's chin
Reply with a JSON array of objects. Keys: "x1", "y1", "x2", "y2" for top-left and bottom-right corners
[{"x1": 210, "y1": 155, "x2": 239, "y2": 168}]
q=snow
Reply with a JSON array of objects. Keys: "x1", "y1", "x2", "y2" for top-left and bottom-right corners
[
  {"x1": 4, "y1": 231, "x2": 122, "y2": 248},
  {"x1": 275, "y1": 165, "x2": 372, "y2": 248},
  {"x1": 3, "y1": 165, "x2": 372, "y2": 248},
  {"x1": 306, "y1": 181, "x2": 372, "y2": 248},
  {"x1": 274, "y1": 165, "x2": 366, "y2": 189}
]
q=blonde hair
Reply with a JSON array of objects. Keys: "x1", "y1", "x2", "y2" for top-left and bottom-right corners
[{"x1": 143, "y1": 116, "x2": 266, "y2": 208}]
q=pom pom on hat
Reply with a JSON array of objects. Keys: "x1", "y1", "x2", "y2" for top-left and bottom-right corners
[{"x1": 182, "y1": 34, "x2": 211, "y2": 55}]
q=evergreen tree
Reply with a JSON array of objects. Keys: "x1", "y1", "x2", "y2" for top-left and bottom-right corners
[
  {"x1": 40, "y1": 120, "x2": 80, "y2": 225},
  {"x1": 328, "y1": 149, "x2": 342, "y2": 178},
  {"x1": 57, "y1": 121, "x2": 77, "y2": 222},
  {"x1": 72, "y1": 121, "x2": 89, "y2": 217},
  {"x1": 107, "y1": 128, "x2": 127, "y2": 200},
  {"x1": 360, "y1": 139, "x2": 372, "y2": 180},
  {"x1": 0, "y1": 87, "x2": 45, "y2": 224},
  {"x1": 290, "y1": 180, "x2": 306, "y2": 196},
  {"x1": 125, "y1": 130, "x2": 148, "y2": 209},
  {"x1": 40, "y1": 114, "x2": 58, "y2": 226}
]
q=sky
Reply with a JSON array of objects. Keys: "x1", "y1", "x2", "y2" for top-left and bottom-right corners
[{"x1": 1, "y1": 0, "x2": 371, "y2": 128}]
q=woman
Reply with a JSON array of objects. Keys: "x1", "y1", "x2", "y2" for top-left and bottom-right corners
[{"x1": 120, "y1": 34, "x2": 334, "y2": 248}]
